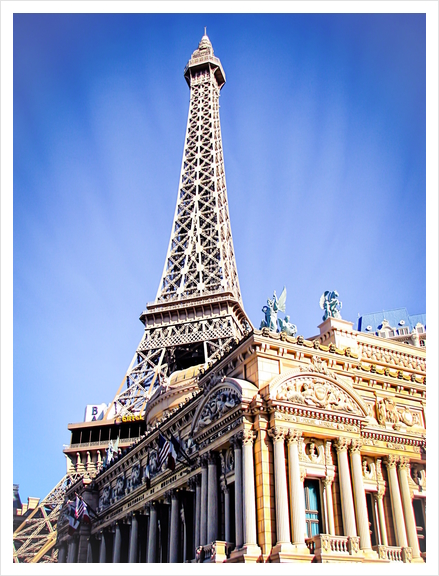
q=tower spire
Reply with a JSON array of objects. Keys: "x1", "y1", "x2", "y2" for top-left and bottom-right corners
[{"x1": 108, "y1": 35, "x2": 250, "y2": 417}]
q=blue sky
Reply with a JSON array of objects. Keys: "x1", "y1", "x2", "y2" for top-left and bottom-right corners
[{"x1": 12, "y1": 13, "x2": 427, "y2": 502}]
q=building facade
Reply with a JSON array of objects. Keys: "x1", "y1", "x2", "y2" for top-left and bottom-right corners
[{"x1": 56, "y1": 34, "x2": 427, "y2": 565}]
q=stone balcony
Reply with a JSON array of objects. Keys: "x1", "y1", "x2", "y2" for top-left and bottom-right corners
[
  {"x1": 305, "y1": 534, "x2": 363, "y2": 563},
  {"x1": 372, "y1": 544, "x2": 413, "y2": 562},
  {"x1": 195, "y1": 541, "x2": 234, "y2": 563}
]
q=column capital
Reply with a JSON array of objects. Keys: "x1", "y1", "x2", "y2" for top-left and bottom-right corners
[
  {"x1": 384, "y1": 455, "x2": 399, "y2": 469},
  {"x1": 323, "y1": 476, "x2": 334, "y2": 489},
  {"x1": 206, "y1": 450, "x2": 218, "y2": 465},
  {"x1": 145, "y1": 500, "x2": 157, "y2": 512},
  {"x1": 230, "y1": 432, "x2": 242, "y2": 448},
  {"x1": 398, "y1": 456, "x2": 411, "y2": 470},
  {"x1": 242, "y1": 429, "x2": 257, "y2": 446},
  {"x1": 220, "y1": 477, "x2": 229, "y2": 493},
  {"x1": 286, "y1": 428, "x2": 302, "y2": 445},
  {"x1": 349, "y1": 438, "x2": 364, "y2": 453},
  {"x1": 334, "y1": 437, "x2": 351, "y2": 453},
  {"x1": 373, "y1": 486, "x2": 385, "y2": 502},
  {"x1": 268, "y1": 427, "x2": 287, "y2": 443},
  {"x1": 187, "y1": 475, "x2": 199, "y2": 491}
]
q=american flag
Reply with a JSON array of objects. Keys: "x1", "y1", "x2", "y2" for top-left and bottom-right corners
[
  {"x1": 75, "y1": 495, "x2": 84, "y2": 520},
  {"x1": 158, "y1": 433, "x2": 170, "y2": 468}
]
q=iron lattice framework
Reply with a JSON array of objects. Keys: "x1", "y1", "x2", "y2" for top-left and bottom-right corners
[
  {"x1": 13, "y1": 472, "x2": 82, "y2": 563},
  {"x1": 110, "y1": 34, "x2": 250, "y2": 417}
]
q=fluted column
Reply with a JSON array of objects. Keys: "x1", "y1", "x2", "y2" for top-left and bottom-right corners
[
  {"x1": 242, "y1": 430, "x2": 258, "y2": 546},
  {"x1": 112, "y1": 523, "x2": 121, "y2": 563},
  {"x1": 287, "y1": 430, "x2": 307, "y2": 546},
  {"x1": 200, "y1": 458, "x2": 208, "y2": 546},
  {"x1": 350, "y1": 440, "x2": 371, "y2": 550},
  {"x1": 98, "y1": 531, "x2": 106, "y2": 563},
  {"x1": 128, "y1": 513, "x2": 139, "y2": 563},
  {"x1": 335, "y1": 438, "x2": 357, "y2": 537},
  {"x1": 58, "y1": 544, "x2": 67, "y2": 563},
  {"x1": 169, "y1": 491, "x2": 180, "y2": 563},
  {"x1": 385, "y1": 456, "x2": 407, "y2": 547},
  {"x1": 194, "y1": 475, "x2": 201, "y2": 550},
  {"x1": 207, "y1": 452, "x2": 218, "y2": 544},
  {"x1": 323, "y1": 477, "x2": 335, "y2": 535},
  {"x1": 268, "y1": 427, "x2": 291, "y2": 545},
  {"x1": 147, "y1": 503, "x2": 158, "y2": 563},
  {"x1": 231, "y1": 435, "x2": 243, "y2": 549},
  {"x1": 398, "y1": 458, "x2": 421, "y2": 558},
  {"x1": 374, "y1": 488, "x2": 388, "y2": 546}
]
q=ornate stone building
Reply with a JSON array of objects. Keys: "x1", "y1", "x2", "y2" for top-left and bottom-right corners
[{"x1": 56, "y1": 34, "x2": 426, "y2": 565}]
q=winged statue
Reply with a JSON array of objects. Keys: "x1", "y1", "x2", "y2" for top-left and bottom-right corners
[
  {"x1": 320, "y1": 290, "x2": 342, "y2": 321},
  {"x1": 260, "y1": 287, "x2": 287, "y2": 331}
]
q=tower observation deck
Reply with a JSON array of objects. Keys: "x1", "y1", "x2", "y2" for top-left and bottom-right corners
[{"x1": 108, "y1": 33, "x2": 251, "y2": 418}]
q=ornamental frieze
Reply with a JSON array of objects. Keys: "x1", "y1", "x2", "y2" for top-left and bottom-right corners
[
  {"x1": 375, "y1": 398, "x2": 422, "y2": 429},
  {"x1": 274, "y1": 375, "x2": 362, "y2": 415}
]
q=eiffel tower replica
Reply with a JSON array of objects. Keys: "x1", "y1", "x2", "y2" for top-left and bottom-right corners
[
  {"x1": 108, "y1": 30, "x2": 251, "y2": 418},
  {"x1": 14, "y1": 32, "x2": 250, "y2": 563}
]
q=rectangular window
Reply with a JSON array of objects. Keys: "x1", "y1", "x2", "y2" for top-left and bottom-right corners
[
  {"x1": 365, "y1": 492, "x2": 379, "y2": 546},
  {"x1": 304, "y1": 479, "x2": 322, "y2": 538},
  {"x1": 413, "y1": 498, "x2": 426, "y2": 553}
]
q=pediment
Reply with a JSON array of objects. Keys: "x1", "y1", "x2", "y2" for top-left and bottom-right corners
[
  {"x1": 270, "y1": 369, "x2": 368, "y2": 418},
  {"x1": 191, "y1": 378, "x2": 257, "y2": 435}
]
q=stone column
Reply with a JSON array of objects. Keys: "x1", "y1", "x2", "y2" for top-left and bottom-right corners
[
  {"x1": 222, "y1": 479, "x2": 231, "y2": 543},
  {"x1": 287, "y1": 430, "x2": 307, "y2": 546},
  {"x1": 349, "y1": 440, "x2": 371, "y2": 550},
  {"x1": 385, "y1": 456, "x2": 408, "y2": 547},
  {"x1": 231, "y1": 435, "x2": 243, "y2": 549},
  {"x1": 180, "y1": 504, "x2": 187, "y2": 563},
  {"x1": 58, "y1": 543, "x2": 67, "y2": 563},
  {"x1": 374, "y1": 488, "x2": 388, "y2": 546},
  {"x1": 86, "y1": 539, "x2": 93, "y2": 563},
  {"x1": 207, "y1": 452, "x2": 218, "y2": 544},
  {"x1": 194, "y1": 475, "x2": 201, "y2": 550},
  {"x1": 200, "y1": 458, "x2": 208, "y2": 546},
  {"x1": 69, "y1": 537, "x2": 78, "y2": 563},
  {"x1": 334, "y1": 438, "x2": 357, "y2": 537},
  {"x1": 112, "y1": 522, "x2": 122, "y2": 563},
  {"x1": 398, "y1": 458, "x2": 421, "y2": 559},
  {"x1": 242, "y1": 430, "x2": 258, "y2": 546},
  {"x1": 67, "y1": 541, "x2": 73, "y2": 563},
  {"x1": 128, "y1": 513, "x2": 139, "y2": 563},
  {"x1": 169, "y1": 491, "x2": 180, "y2": 563},
  {"x1": 323, "y1": 477, "x2": 335, "y2": 535},
  {"x1": 99, "y1": 531, "x2": 106, "y2": 563},
  {"x1": 268, "y1": 427, "x2": 291, "y2": 545},
  {"x1": 147, "y1": 503, "x2": 158, "y2": 563}
]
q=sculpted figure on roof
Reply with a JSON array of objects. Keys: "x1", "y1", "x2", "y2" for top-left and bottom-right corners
[{"x1": 320, "y1": 290, "x2": 342, "y2": 321}]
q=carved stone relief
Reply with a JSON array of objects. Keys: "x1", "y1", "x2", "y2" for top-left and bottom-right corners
[
  {"x1": 362, "y1": 457, "x2": 376, "y2": 481},
  {"x1": 375, "y1": 398, "x2": 421, "y2": 429},
  {"x1": 303, "y1": 438, "x2": 324, "y2": 464},
  {"x1": 275, "y1": 375, "x2": 362, "y2": 415},
  {"x1": 194, "y1": 387, "x2": 240, "y2": 433}
]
